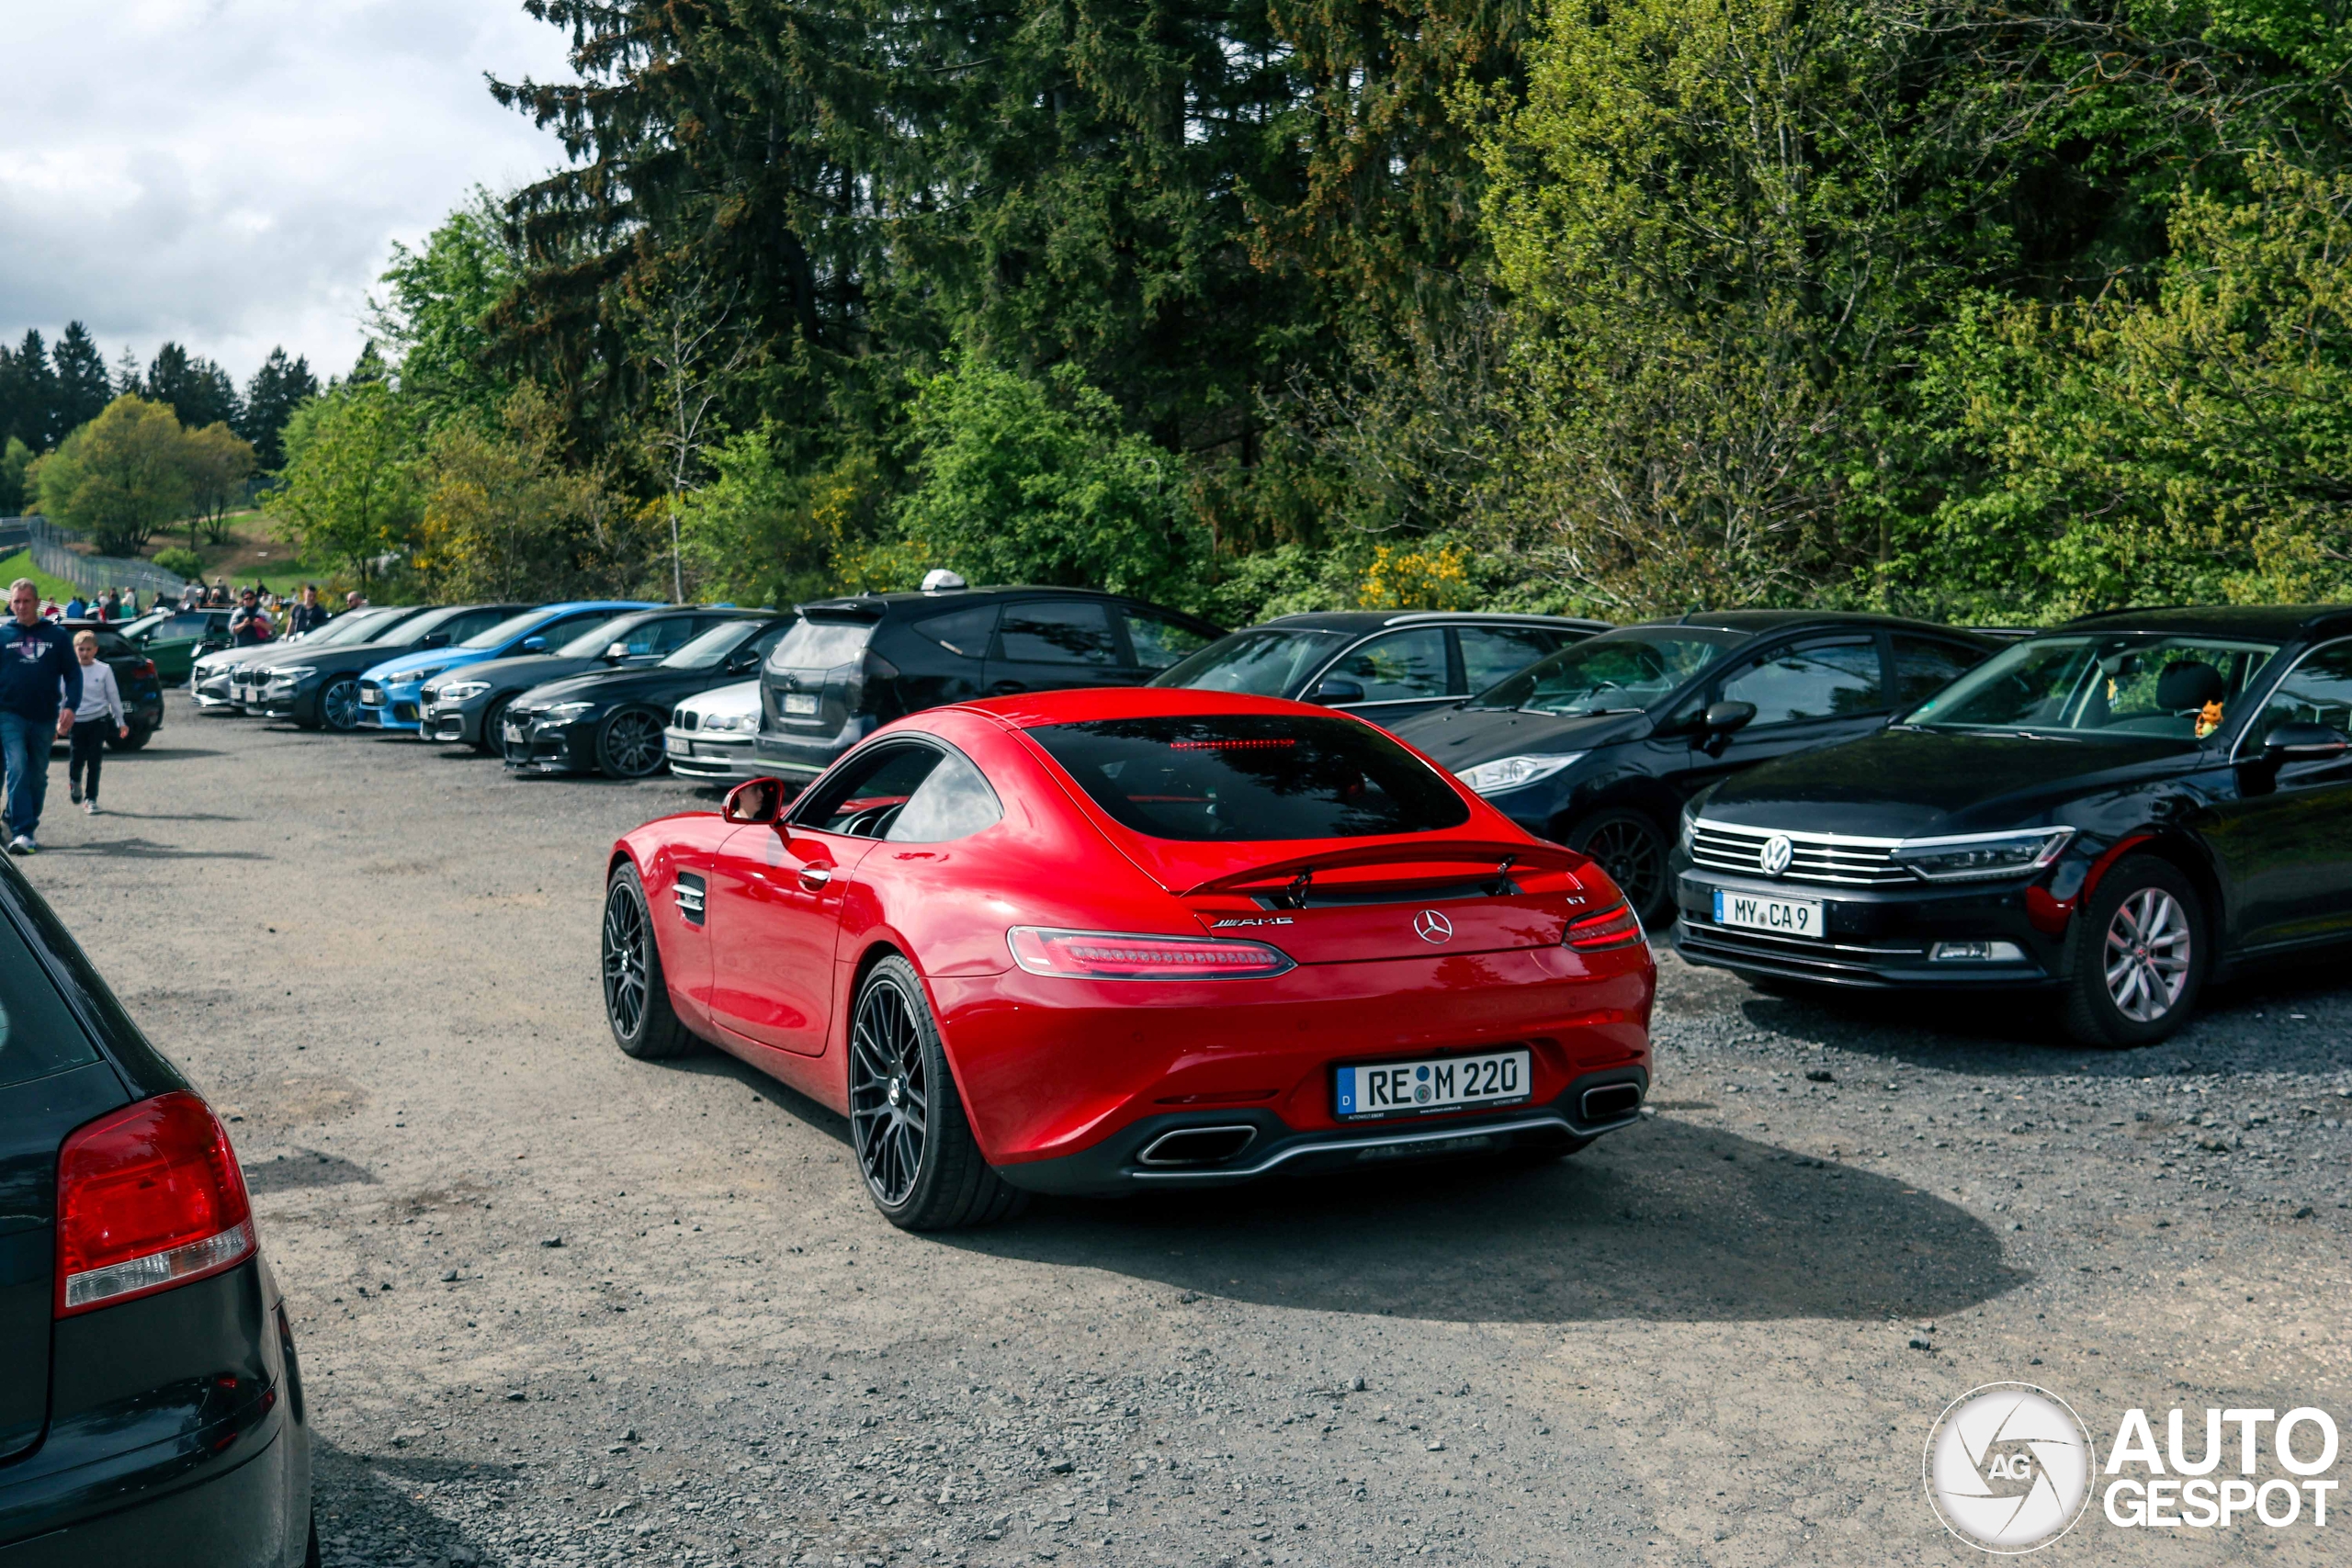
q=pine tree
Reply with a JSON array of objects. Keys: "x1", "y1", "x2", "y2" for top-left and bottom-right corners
[
  {"x1": 51, "y1": 323, "x2": 112, "y2": 436},
  {"x1": 144, "y1": 343, "x2": 243, "y2": 430},
  {"x1": 239, "y1": 347, "x2": 320, "y2": 469},
  {"x1": 12, "y1": 333, "x2": 59, "y2": 450}
]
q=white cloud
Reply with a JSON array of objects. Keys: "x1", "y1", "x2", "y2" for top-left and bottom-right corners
[{"x1": 0, "y1": 0, "x2": 576, "y2": 386}]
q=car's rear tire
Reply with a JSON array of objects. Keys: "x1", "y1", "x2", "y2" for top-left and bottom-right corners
[
  {"x1": 108, "y1": 722, "x2": 153, "y2": 751},
  {"x1": 319, "y1": 675, "x2": 362, "y2": 733},
  {"x1": 1565, "y1": 808, "x2": 1672, "y2": 929},
  {"x1": 304, "y1": 1508, "x2": 322, "y2": 1568},
  {"x1": 2061, "y1": 855, "x2": 2205, "y2": 1047},
  {"x1": 598, "y1": 707, "x2": 668, "y2": 779},
  {"x1": 848, "y1": 955, "x2": 1027, "y2": 1231},
  {"x1": 602, "y1": 864, "x2": 696, "y2": 1060}
]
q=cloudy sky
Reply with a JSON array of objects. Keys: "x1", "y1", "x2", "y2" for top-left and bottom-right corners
[{"x1": 0, "y1": 0, "x2": 576, "y2": 387}]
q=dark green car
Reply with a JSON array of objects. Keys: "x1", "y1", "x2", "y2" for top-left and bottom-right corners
[{"x1": 120, "y1": 608, "x2": 233, "y2": 684}]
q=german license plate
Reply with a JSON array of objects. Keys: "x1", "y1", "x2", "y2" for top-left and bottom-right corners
[
  {"x1": 1713, "y1": 888, "x2": 1824, "y2": 936},
  {"x1": 503, "y1": 722, "x2": 528, "y2": 745},
  {"x1": 1334, "y1": 1049, "x2": 1531, "y2": 1122},
  {"x1": 782, "y1": 692, "x2": 820, "y2": 716}
]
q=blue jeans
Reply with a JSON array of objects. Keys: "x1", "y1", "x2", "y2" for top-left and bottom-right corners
[{"x1": 0, "y1": 711, "x2": 52, "y2": 840}]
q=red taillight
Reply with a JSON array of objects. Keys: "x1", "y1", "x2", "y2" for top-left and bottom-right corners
[
  {"x1": 132, "y1": 660, "x2": 157, "y2": 680},
  {"x1": 56, "y1": 1092, "x2": 255, "y2": 1317},
  {"x1": 1007, "y1": 926, "x2": 1295, "y2": 980},
  {"x1": 1566, "y1": 901, "x2": 1645, "y2": 953}
]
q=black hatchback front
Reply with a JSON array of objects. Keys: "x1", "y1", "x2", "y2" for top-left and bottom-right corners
[
  {"x1": 0, "y1": 858, "x2": 310, "y2": 1563},
  {"x1": 1389, "y1": 612, "x2": 1997, "y2": 925},
  {"x1": 754, "y1": 586, "x2": 1223, "y2": 784},
  {"x1": 1670, "y1": 605, "x2": 2352, "y2": 1045}
]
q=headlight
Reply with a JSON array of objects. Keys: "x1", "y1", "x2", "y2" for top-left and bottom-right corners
[
  {"x1": 538, "y1": 701, "x2": 596, "y2": 725},
  {"x1": 1679, "y1": 804, "x2": 1699, "y2": 853},
  {"x1": 1453, "y1": 752, "x2": 1587, "y2": 795},
  {"x1": 701, "y1": 714, "x2": 752, "y2": 733},
  {"x1": 1890, "y1": 828, "x2": 2075, "y2": 882},
  {"x1": 405, "y1": 664, "x2": 448, "y2": 685},
  {"x1": 266, "y1": 666, "x2": 318, "y2": 685},
  {"x1": 435, "y1": 680, "x2": 492, "y2": 703}
]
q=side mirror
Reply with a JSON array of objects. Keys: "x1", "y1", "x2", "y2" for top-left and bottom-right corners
[
  {"x1": 725, "y1": 648, "x2": 762, "y2": 673},
  {"x1": 602, "y1": 641, "x2": 629, "y2": 662},
  {"x1": 519, "y1": 636, "x2": 550, "y2": 654},
  {"x1": 2261, "y1": 721, "x2": 2351, "y2": 760},
  {"x1": 418, "y1": 631, "x2": 451, "y2": 649},
  {"x1": 722, "y1": 777, "x2": 786, "y2": 825},
  {"x1": 1702, "y1": 700, "x2": 1758, "y2": 736},
  {"x1": 1310, "y1": 676, "x2": 1366, "y2": 705}
]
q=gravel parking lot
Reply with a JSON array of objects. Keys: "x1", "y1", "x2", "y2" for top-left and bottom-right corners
[{"x1": 20, "y1": 694, "x2": 2352, "y2": 1566}]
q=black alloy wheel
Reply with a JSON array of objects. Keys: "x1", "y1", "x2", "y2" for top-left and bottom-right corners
[
  {"x1": 475, "y1": 695, "x2": 514, "y2": 755},
  {"x1": 319, "y1": 674, "x2": 362, "y2": 733},
  {"x1": 601, "y1": 864, "x2": 695, "y2": 1059},
  {"x1": 598, "y1": 707, "x2": 668, "y2": 779},
  {"x1": 1566, "y1": 808, "x2": 1671, "y2": 929},
  {"x1": 847, "y1": 955, "x2": 1026, "y2": 1230},
  {"x1": 2062, "y1": 854, "x2": 2205, "y2": 1047}
]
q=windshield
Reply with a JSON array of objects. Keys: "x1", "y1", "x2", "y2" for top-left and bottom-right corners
[
  {"x1": 461, "y1": 608, "x2": 563, "y2": 649},
  {"x1": 1149, "y1": 628, "x2": 1354, "y2": 696},
  {"x1": 1475, "y1": 627, "x2": 1742, "y2": 716},
  {"x1": 662, "y1": 620, "x2": 763, "y2": 669},
  {"x1": 557, "y1": 612, "x2": 653, "y2": 658},
  {"x1": 1904, "y1": 634, "x2": 2280, "y2": 739},
  {"x1": 308, "y1": 606, "x2": 409, "y2": 648},
  {"x1": 1028, "y1": 714, "x2": 1471, "y2": 841}
]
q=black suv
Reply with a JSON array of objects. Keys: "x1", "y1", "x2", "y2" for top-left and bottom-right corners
[
  {"x1": 56, "y1": 620, "x2": 165, "y2": 751},
  {"x1": 1672, "y1": 605, "x2": 2352, "y2": 1045},
  {"x1": 1148, "y1": 611, "x2": 1608, "y2": 726},
  {"x1": 1389, "y1": 612, "x2": 1997, "y2": 925},
  {"x1": 755, "y1": 587, "x2": 1224, "y2": 783},
  {"x1": 0, "y1": 854, "x2": 311, "y2": 1560}
]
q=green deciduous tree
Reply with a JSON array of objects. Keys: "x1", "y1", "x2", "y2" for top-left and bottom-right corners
[
  {"x1": 372, "y1": 189, "x2": 526, "y2": 425},
  {"x1": 263, "y1": 381, "x2": 424, "y2": 586},
  {"x1": 675, "y1": 427, "x2": 877, "y2": 609},
  {"x1": 181, "y1": 423, "x2": 258, "y2": 547},
  {"x1": 30, "y1": 395, "x2": 195, "y2": 556}
]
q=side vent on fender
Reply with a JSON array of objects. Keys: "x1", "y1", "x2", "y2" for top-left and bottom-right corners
[{"x1": 675, "y1": 873, "x2": 707, "y2": 926}]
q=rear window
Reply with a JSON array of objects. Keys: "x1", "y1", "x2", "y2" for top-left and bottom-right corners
[
  {"x1": 1028, "y1": 715, "x2": 1471, "y2": 841},
  {"x1": 0, "y1": 910, "x2": 99, "y2": 1090},
  {"x1": 767, "y1": 618, "x2": 875, "y2": 672}
]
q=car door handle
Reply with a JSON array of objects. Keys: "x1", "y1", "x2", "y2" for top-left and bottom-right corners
[
  {"x1": 798, "y1": 866, "x2": 832, "y2": 889},
  {"x1": 989, "y1": 681, "x2": 1027, "y2": 694}
]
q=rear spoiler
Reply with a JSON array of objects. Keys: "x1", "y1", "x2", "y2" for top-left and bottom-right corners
[
  {"x1": 794, "y1": 599, "x2": 887, "y2": 623},
  {"x1": 1178, "y1": 838, "x2": 1586, "y2": 898}
]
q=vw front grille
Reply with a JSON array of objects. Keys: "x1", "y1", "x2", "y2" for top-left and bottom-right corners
[{"x1": 1689, "y1": 820, "x2": 1910, "y2": 886}]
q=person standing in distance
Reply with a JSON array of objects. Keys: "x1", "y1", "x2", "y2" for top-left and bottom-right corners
[
  {"x1": 67, "y1": 630, "x2": 126, "y2": 813},
  {"x1": 228, "y1": 588, "x2": 274, "y2": 648},
  {"x1": 288, "y1": 583, "x2": 329, "y2": 637},
  {"x1": 0, "y1": 579, "x2": 82, "y2": 854}
]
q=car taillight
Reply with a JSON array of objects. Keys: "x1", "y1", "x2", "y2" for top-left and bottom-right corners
[
  {"x1": 1566, "y1": 901, "x2": 1645, "y2": 952},
  {"x1": 56, "y1": 1092, "x2": 255, "y2": 1317},
  {"x1": 1007, "y1": 927, "x2": 1295, "y2": 980},
  {"x1": 132, "y1": 660, "x2": 157, "y2": 680}
]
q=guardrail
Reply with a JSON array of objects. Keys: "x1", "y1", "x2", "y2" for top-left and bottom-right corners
[{"x1": 0, "y1": 516, "x2": 189, "y2": 596}]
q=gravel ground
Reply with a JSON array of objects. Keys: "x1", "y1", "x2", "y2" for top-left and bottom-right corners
[{"x1": 20, "y1": 694, "x2": 2352, "y2": 1566}]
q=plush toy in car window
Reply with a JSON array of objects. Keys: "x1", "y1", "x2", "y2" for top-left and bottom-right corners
[{"x1": 2196, "y1": 699, "x2": 2224, "y2": 739}]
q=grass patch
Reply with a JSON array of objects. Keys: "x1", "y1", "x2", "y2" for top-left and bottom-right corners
[{"x1": 0, "y1": 551, "x2": 90, "y2": 604}]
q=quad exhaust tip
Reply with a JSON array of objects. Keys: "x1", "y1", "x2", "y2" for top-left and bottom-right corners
[
  {"x1": 1136, "y1": 1125, "x2": 1259, "y2": 1168},
  {"x1": 1580, "y1": 1084, "x2": 1643, "y2": 1122}
]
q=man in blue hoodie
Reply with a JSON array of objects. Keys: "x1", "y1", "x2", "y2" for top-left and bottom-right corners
[{"x1": 0, "y1": 579, "x2": 82, "y2": 854}]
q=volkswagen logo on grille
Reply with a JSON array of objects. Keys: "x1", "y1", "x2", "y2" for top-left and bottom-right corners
[
  {"x1": 1760, "y1": 833, "x2": 1795, "y2": 878},
  {"x1": 1413, "y1": 909, "x2": 1453, "y2": 943}
]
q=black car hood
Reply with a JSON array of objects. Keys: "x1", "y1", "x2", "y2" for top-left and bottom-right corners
[
  {"x1": 517, "y1": 664, "x2": 741, "y2": 708},
  {"x1": 1387, "y1": 704, "x2": 1653, "y2": 764},
  {"x1": 1700, "y1": 728, "x2": 2202, "y2": 838}
]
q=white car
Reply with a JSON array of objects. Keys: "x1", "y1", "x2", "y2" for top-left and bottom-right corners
[{"x1": 663, "y1": 678, "x2": 763, "y2": 783}]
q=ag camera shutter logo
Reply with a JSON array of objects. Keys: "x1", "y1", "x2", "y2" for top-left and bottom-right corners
[{"x1": 1925, "y1": 1383, "x2": 2093, "y2": 1552}]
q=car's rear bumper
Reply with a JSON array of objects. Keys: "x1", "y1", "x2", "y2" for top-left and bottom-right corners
[
  {"x1": 1668, "y1": 865, "x2": 2065, "y2": 988},
  {"x1": 0, "y1": 1429, "x2": 300, "y2": 1567},
  {"x1": 993, "y1": 1066, "x2": 1649, "y2": 1196}
]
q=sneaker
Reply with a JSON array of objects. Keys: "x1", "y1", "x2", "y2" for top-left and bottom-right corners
[
  {"x1": 68, "y1": 785, "x2": 81, "y2": 804},
  {"x1": 6, "y1": 835, "x2": 31, "y2": 855},
  {"x1": 83, "y1": 800, "x2": 97, "y2": 815}
]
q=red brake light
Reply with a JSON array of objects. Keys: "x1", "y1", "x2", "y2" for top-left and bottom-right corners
[
  {"x1": 1566, "y1": 901, "x2": 1645, "y2": 952},
  {"x1": 56, "y1": 1092, "x2": 255, "y2": 1317},
  {"x1": 132, "y1": 660, "x2": 157, "y2": 680},
  {"x1": 1007, "y1": 926, "x2": 1295, "y2": 979}
]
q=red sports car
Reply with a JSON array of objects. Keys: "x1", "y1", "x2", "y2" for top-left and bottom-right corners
[{"x1": 601, "y1": 688, "x2": 1656, "y2": 1229}]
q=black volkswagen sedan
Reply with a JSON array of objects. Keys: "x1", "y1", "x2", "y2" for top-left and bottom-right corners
[
  {"x1": 1148, "y1": 611, "x2": 1607, "y2": 724},
  {"x1": 504, "y1": 614, "x2": 797, "y2": 777},
  {"x1": 1670, "y1": 605, "x2": 2352, "y2": 1045},
  {"x1": 420, "y1": 605, "x2": 750, "y2": 751},
  {"x1": 1390, "y1": 612, "x2": 1996, "y2": 924},
  {"x1": 0, "y1": 852, "x2": 311, "y2": 1561},
  {"x1": 754, "y1": 586, "x2": 1223, "y2": 784}
]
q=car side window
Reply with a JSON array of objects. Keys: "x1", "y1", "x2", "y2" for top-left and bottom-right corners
[
  {"x1": 1718, "y1": 638, "x2": 1887, "y2": 725},
  {"x1": 623, "y1": 617, "x2": 705, "y2": 657},
  {"x1": 794, "y1": 745, "x2": 946, "y2": 838},
  {"x1": 2253, "y1": 643, "x2": 2352, "y2": 740},
  {"x1": 996, "y1": 602, "x2": 1119, "y2": 665},
  {"x1": 1891, "y1": 637, "x2": 1983, "y2": 708},
  {"x1": 1457, "y1": 627, "x2": 1559, "y2": 692},
  {"x1": 534, "y1": 612, "x2": 618, "y2": 647},
  {"x1": 1124, "y1": 610, "x2": 1213, "y2": 673},
  {"x1": 911, "y1": 604, "x2": 1001, "y2": 659},
  {"x1": 747, "y1": 622, "x2": 796, "y2": 660},
  {"x1": 886, "y1": 749, "x2": 1004, "y2": 842},
  {"x1": 435, "y1": 608, "x2": 512, "y2": 643},
  {"x1": 1332, "y1": 628, "x2": 1449, "y2": 703}
]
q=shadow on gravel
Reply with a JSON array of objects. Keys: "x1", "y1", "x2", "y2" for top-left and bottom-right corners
[
  {"x1": 108, "y1": 746, "x2": 222, "y2": 760},
  {"x1": 312, "y1": 1437, "x2": 504, "y2": 1567},
  {"x1": 39, "y1": 835, "x2": 270, "y2": 861},
  {"x1": 245, "y1": 1147, "x2": 377, "y2": 1195},
  {"x1": 943, "y1": 1117, "x2": 2025, "y2": 1324}
]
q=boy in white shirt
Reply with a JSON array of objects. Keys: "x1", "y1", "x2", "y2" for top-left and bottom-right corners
[{"x1": 69, "y1": 630, "x2": 128, "y2": 813}]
